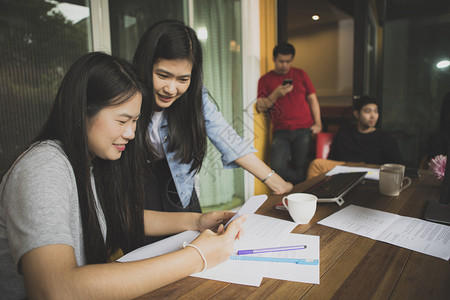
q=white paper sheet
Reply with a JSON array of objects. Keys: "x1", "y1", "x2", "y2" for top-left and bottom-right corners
[
  {"x1": 193, "y1": 258, "x2": 266, "y2": 286},
  {"x1": 318, "y1": 205, "x2": 450, "y2": 260},
  {"x1": 262, "y1": 233, "x2": 320, "y2": 284},
  {"x1": 192, "y1": 214, "x2": 298, "y2": 286},
  {"x1": 117, "y1": 230, "x2": 200, "y2": 262},
  {"x1": 118, "y1": 212, "x2": 320, "y2": 286},
  {"x1": 119, "y1": 194, "x2": 268, "y2": 264},
  {"x1": 326, "y1": 165, "x2": 380, "y2": 181},
  {"x1": 225, "y1": 194, "x2": 267, "y2": 228}
]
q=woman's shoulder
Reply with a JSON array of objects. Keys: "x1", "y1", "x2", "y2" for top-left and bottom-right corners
[
  {"x1": 21, "y1": 140, "x2": 68, "y2": 163},
  {"x1": 1, "y1": 140, "x2": 76, "y2": 207},
  {"x1": 8, "y1": 140, "x2": 72, "y2": 180},
  {"x1": 201, "y1": 87, "x2": 219, "y2": 112}
]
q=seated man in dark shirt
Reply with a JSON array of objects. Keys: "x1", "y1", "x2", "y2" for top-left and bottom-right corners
[{"x1": 307, "y1": 96, "x2": 402, "y2": 179}]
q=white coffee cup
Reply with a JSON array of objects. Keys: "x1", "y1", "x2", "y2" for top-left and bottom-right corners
[
  {"x1": 379, "y1": 164, "x2": 411, "y2": 196},
  {"x1": 382, "y1": 163, "x2": 405, "y2": 177},
  {"x1": 282, "y1": 193, "x2": 318, "y2": 224}
]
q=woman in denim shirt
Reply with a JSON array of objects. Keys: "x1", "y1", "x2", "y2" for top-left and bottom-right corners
[{"x1": 134, "y1": 20, "x2": 293, "y2": 213}]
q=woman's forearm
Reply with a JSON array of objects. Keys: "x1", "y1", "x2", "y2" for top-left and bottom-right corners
[
  {"x1": 235, "y1": 153, "x2": 293, "y2": 194},
  {"x1": 21, "y1": 244, "x2": 203, "y2": 300},
  {"x1": 143, "y1": 210, "x2": 201, "y2": 236}
]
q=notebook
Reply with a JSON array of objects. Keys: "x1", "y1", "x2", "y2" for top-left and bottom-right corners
[{"x1": 276, "y1": 172, "x2": 367, "y2": 208}]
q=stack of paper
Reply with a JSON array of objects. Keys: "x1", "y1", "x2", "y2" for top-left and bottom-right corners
[
  {"x1": 194, "y1": 214, "x2": 320, "y2": 286},
  {"x1": 118, "y1": 195, "x2": 320, "y2": 286}
]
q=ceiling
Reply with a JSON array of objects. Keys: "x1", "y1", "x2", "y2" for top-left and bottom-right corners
[
  {"x1": 286, "y1": 0, "x2": 450, "y2": 31},
  {"x1": 286, "y1": 0, "x2": 353, "y2": 31}
]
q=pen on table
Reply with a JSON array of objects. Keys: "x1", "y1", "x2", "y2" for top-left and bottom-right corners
[
  {"x1": 236, "y1": 245, "x2": 306, "y2": 255},
  {"x1": 230, "y1": 255, "x2": 318, "y2": 265}
]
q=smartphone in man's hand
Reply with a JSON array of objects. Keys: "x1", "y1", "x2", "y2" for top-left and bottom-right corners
[{"x1": 283, "y1": 78, "x2": 293, "y2": 85}]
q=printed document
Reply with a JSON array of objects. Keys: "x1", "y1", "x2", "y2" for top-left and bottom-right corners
[
  {"x1": 193, "y1": 214, "x2": 299, "y2": 286},
  {"x1": 118, "y1": 194, "x2": 320, "y2": 286},
  {"x1": 262, "y1": 232, "x2": 319, "y2": 284},
  {"x1": 318, "y1": 205, "x2": 450, "y2": 260},
  {"x1": 326, "y1": 165, "x2": 380, "y2": 181}
]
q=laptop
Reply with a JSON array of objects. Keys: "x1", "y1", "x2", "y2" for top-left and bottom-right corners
[{"x1": 276, "y1": 172, "x2": 367, "y2": 208}]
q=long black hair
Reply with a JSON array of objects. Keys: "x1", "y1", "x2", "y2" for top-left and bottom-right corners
[
  {"x1": 35, "y1": 52, "x2": 150, "y2": 264},
  {"x1": 133, "y1": 19, "x2": 207, "y2": 172}
]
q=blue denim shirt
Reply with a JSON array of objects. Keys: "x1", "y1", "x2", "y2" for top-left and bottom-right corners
[{"x1": 151, "y1": 87, "x2": 256, "y2": 207}]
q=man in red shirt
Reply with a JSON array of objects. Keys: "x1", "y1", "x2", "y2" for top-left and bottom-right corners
[{"x1": 257, "y1": 42, "x2": 322, "y2": 184}]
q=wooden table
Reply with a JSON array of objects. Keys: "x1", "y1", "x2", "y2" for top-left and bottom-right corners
[{"x1": 139, "y1": 169, "x2": 450, "y2": 299}]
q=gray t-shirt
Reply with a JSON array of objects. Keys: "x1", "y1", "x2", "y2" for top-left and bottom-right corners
[{"x1": 0, "y1": 140, "x2": 106, "y2": 299}]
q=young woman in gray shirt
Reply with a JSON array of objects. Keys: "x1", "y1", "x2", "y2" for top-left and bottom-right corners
[{"x1": 0, "y1": 52, "x2": 245, "y2": 299}]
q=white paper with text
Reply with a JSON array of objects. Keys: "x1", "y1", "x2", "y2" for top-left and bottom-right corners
[{"x1": 318, "y1": 205, "x2": 450, "y2": 260}]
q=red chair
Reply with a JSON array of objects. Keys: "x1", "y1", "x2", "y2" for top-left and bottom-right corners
[{"x1": 316, "y1": 132, "x2": 336, "y2": 159}]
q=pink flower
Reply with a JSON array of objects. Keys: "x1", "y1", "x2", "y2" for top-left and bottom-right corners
[{"x1": 428, "y1": 155, "x2": 447, "y2": 180}]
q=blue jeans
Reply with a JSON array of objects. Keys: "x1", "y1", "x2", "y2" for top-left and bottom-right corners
[{"x1": 270, "y1": 128, "x2": 312, "y2": 185}]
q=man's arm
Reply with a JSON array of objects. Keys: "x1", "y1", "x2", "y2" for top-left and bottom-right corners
[
  {"x1": 256, "y1": 93, "x2": 277, "y2": 113},
  {"x1": 256, "y1": 84, "x2": 293, "y2": 113},
  {"x1": 306, "y1": 93, "x2": 322, "y2": 134}
]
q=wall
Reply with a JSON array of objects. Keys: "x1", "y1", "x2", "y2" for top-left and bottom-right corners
[
  {"x1": 288, "y1": 19, "x2": 354, "y2": 106},
  {"x1": 254, "y1": 1, "x2": 355, "y2": 193}
]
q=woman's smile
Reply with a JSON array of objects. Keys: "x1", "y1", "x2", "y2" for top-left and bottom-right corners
[{"x1": 153, "y1": 59, "x2": 192, "y2": 109}]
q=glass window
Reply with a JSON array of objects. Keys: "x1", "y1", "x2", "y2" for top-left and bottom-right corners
[
  {"x1": 108, "y1": 0, "x2": 185, "y2": 61},
  {"x1": 382, "y1": 0, "x2": 450, "y2": 166},
  {"x1": 0, "y1": 0, "x2": 92, "y2": 176},
  {"x1": 194, "y1": 0, "x2": 245, "y2": 210},
  {"x1": 108, "y1": 0, "x2": 245, "y2": 210}
]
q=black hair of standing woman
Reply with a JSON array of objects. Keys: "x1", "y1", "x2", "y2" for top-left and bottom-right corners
[
  {"x1": 133, "y1": 19, "x2": 207, "y2": 172},
  {"x1": 35, "y1": 52, "x2": 150, "y2": 263}
]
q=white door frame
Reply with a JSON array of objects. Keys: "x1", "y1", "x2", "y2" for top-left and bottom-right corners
[
  {"x1": 241, "y1": 0, "x2": 260, "y2": 200},
  {"x1": 91, "y1": 0, "x2": 111, "y2": 53}
]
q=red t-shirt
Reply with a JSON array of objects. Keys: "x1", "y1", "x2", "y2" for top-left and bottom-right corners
[{"x1": 257, "y1": 67, "x2": 316, "y2": 131}]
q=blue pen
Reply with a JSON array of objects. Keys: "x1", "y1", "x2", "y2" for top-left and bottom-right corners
[
  {"x1": 230, "y1": 255, "x2": 318, "y2": 265},
  {"x1": 237, "y1": 245, "x2": 306, "y2": 255}
]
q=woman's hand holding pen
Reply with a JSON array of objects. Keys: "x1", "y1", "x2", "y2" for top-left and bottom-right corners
[{"x1": 188, "y1": 215, "x2": 247, "y2": 271}]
